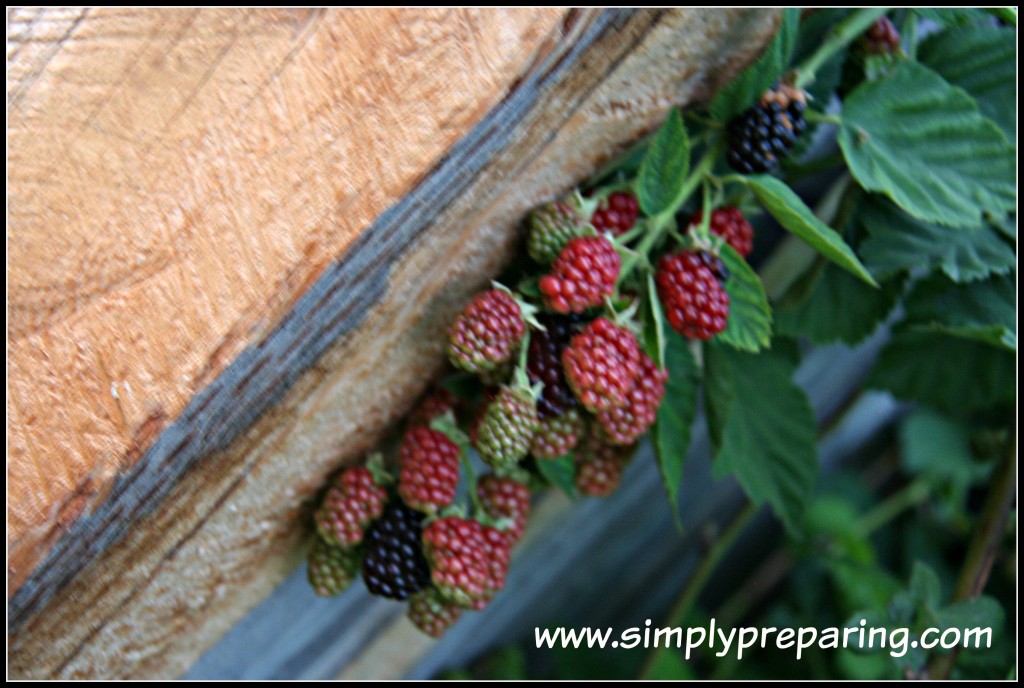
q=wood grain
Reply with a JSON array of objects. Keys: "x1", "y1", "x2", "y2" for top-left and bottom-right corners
[
  {"x1": 7, "y1": 6, "x2": 566, "y2": 596},
  {"x1": 7, "y1": 8, "x2": 782, "y2": 679}
]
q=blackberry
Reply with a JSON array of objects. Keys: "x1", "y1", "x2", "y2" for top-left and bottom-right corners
[
  {"x1": 527, "y1": 313, "x2": 580, "y2": 419},
  {"x1": 531, "y1": 407, "x2": 584, "y2": 459},
  {"x1": 590, "y1": 191, "x2": 640, "y2": 236},
  {"x1": 398, "y1": 427, "x2": 461, "y2": 515},
  {"x1": 408, "y1": 588, "x2": 463, "y2": 637},
  {"x1": 307, "y1": 538, "x2": 360, "y2": 597},
  {"x1": 446, "y1": 289, "x2": 526, "y2": 375},
  {"x1": 863, "y1": 16, "x2": 900, "y2": 55},
  {"x1": 562, "y1": 317, "x2": 641, "y2": 413},
  {"x1": 474, "y1": 386, "x2": 539, "y2": 469},
  {"x1": 726, "y1": 85, "x2": 807, "y2": 174},
  {"x1": 539, "y1": 235, "x2": 621, "y2": 314},
  {"x1": 690, "y1": 207, "x2": 754, "y2": 258},
  {"x1": 361, "y1": 502, "x2": 431, "y2": 600},
  {"x1": 596, "y1": 352, "x2": 667, "y2": 445},
  {"x1": 527, "y1": 199, "x2": 585, "y2": 264},
  {"x1": 656, "y1": 250, "x2": 730, "y2": 340}
]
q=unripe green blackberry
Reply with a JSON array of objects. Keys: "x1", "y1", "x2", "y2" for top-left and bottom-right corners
[
  {"x1": 307, "y1": 538, "x2": 360, "y2": 597},
  {"x1": 408, "y1": 588, "x2": 463, "y2": 637},
  {"x1": 527, "y1": 200, "x2": 585, "y2": 264},
  {"x1": 474, "y1": 386, "x2": 539, "y2": 469},
  {"x1": 530, "y1": 407, "x2": 584, "y2": 459}
]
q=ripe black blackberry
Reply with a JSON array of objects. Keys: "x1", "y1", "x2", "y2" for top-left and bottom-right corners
[
  {"x1": 361, "y1": 502, "x2": 431, "y2": 600},
  {"x1": 527, "y1": 313, "x2": 581, "y2": 419},
  {"x1": 726, "y1": 85, "x2": 807, "y2": 174}
]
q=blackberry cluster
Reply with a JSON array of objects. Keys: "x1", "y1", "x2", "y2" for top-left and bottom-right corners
[
  {"x1": 361, "y1": 502, "x2": 431, "y2": 600},
  {"x1": 726, "y1": 85, "x2": 807, "y2": 174},
  {"x1": 527, "y1": 313, "x2": 580, "y2": 418}
]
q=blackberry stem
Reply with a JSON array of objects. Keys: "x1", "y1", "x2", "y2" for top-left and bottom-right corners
[
  {"x1": 620, "y1": 139, "x2": 722, "y2": 282},
  {"x1": 803, "y1": 110, "x2": 842, "y2": 127},
  {"x1": 792, "y1": 8, "x2": 890, "y2": 89},
  {"x1": 903, "y1": 11, "x2": 919, "y2": 59}
]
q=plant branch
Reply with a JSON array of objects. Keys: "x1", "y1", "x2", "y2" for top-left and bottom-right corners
[
  {"x1": 619, "y1": 140, "x2": 720, "y2": 282},
  {"x1": 793, "y1": 8, "x2": 890, "y2": 89},
  {"x1": 928, "y1": 427, "x2": 1016, "y2": 679},
  {"x1": 637, "y1": 500, "x2": 758, "y2": 679}
]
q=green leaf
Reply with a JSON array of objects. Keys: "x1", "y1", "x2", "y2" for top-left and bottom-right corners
[
  {"x1": 904, "y1": 274, "x2": 1016, "y2": 350},
  {"x1": 829, "y1": 560, "x2": 903, "y2": 616},
  {"x1": 710, "y1": 8, "x2": 800, "y2": 122},
  {"x1": 934, "y1": 597, "x2": 1005, "y2": 642},
  {"x1": 839, "y1": 61, "x2": 1016, "y2": 228},
  {"x1": 907, "y1": 561, "x2": 943, "y2": 613},
  {"x1": 646, "y1": 650, "x2": 695, "y2": 680},
  {"x1": 858, "y1": 197, "x2": 1015, "y2": 283},
  {"x1": 644, "y1": 273, "x2": 667, "y2": 369},
  {"x1": 986, "y1": 7, "x2": 1017, "y2": 26},
  {"x1": 740, "y1": 175, "x2": 877, "y2": 286},
  {"x1": 652, "y1": 333, "x2": 699, "y2": 528},
  {"x1": 637, "y1": 108, "x2": 690, "y2": 217},
  {"x1": 805, "y1": 496, "x2": 875, "y2": 564},
  {"x1": 535, "y1": 454, "x2": 577, "y2": 499},
  {"x1": 919, "y1": 24, "x2": 1017, "y2": 143},
  {"x1": 912, "y1": 8, "x2": 990, "y2": 26},
  {"x1": 775, "y1": 262, "x2": 902, "y2": 345},
  {"x1": 717, "y1": 244, "x2": 772, "y2": 352},
  {"x1": 703, "y1": 344, "x2": 819, "y2": 531},
  {"x1": 992, "y1": 214, "x2": 1016, "y2": 241},
  {"x1": 867, "y1": 328, "x2": 1016, "y2": 415},
  {"x1": 900, "y1": 409, "x2": 976, "y2": 487},
  {"x1": 790, "y1": 8, "x2": 852, "y2": 105}
]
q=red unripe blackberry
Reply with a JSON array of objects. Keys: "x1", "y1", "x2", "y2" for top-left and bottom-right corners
[
  {"x1": 398, "y1": 427, "x2": 461, "y2": 514},
  {"x1": 863, "y1": 16, "x2": 900, "y2": 54},
  {"x1": 407, "y1": 387, "x2": 458, "y2": 429},
  {"x1": 474, "y1": 386, "x2": 539, "y2": 469},
  {"x1": 596, "y1": 352, "x2": 667, "y2": 445},
  {"x1": 476, "y1": 474, "x2": 532, "y2": 544},
  {"x1": 656, "y1": 250, "x2": 730, "y2": 340},
  {"x1": 726, "y1": 85, "x2": 807, "y2": 174},
  {"x1": 527, "y1": 313, "x2": 580, "y2": 419},
  {"x1": 361, "y1": 502, "x2": 431, "y2": 600},
  {"x1": 690, "y1": 207, "x2": 754, "y2": 258},
  {"x1": 562, "y1": 317, "x2": 641, "y2": 413},
  {"x1": 539, "y1": 236, "x2": 621, "y2": 314},
  {"x1": 590, "y1": 191, "x2": 640, "y2": 236},
  {"x1": 470, "y1": 525, "x2": 512, "y2": 611},
  {"x1": 314, "y1": 466, "x2": 388, "y2": 548},
  {"x1": 530, "y1": 407, "x2": 584, "y2": 459},
  {"x1": 527, "y1": 199, "x2": 585, "y2": 264},
  {"x1": 575, "y1": 432, "x2": 636, "y2": 497},
  {"x1": 408, "y1": 588, "x2": 463, "y2": 637},
  {"x1": 422, "y1": 516, "x2": 492, "y2": 607},
  {"x1": 307, "y1": 537, "x2": 360, "y2": 597},
  {"x1": 447, "y1": 289, "x2": 526, "y2": 375}
]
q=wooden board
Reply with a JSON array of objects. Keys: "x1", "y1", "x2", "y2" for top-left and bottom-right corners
[
  {"x1": 7, "y1": 6, "x2": 567, "y2": 596},
  {"x1": 7, "y1": 8, "x2": 782, "y2": 679}
]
